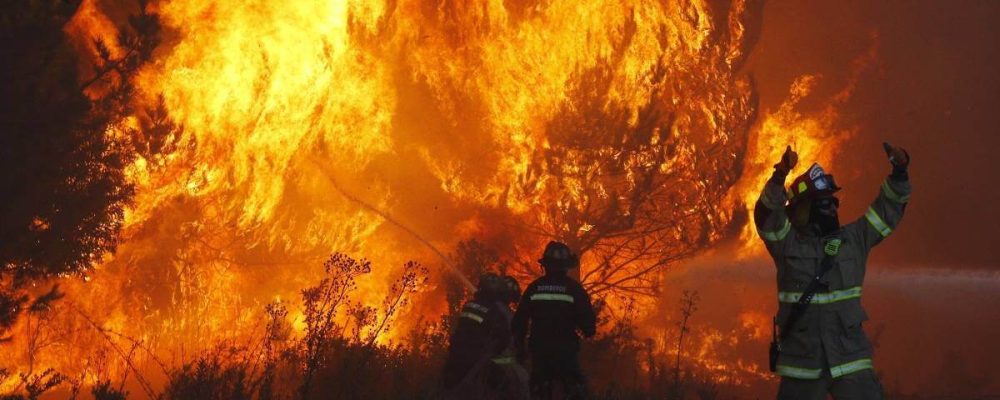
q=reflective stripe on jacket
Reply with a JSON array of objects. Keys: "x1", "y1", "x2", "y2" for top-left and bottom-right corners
[
  {"x1": 511, "y1": 273, "x2": 596, "y2": 354},
  {"x1": 443, "y1": 299, "x2": 513, "y2": 389},
  {"x1": 754, "y1": 174, "x2": 911, "y2": 379}
]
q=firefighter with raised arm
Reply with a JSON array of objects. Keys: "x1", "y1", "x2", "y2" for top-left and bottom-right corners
[
  {"x1": 755, "y1": 142, "x2": 911, "y2": 399},
  {"x1": 442, "y1": 273, "x2": 529, "y2": 399},
  {"x1": 512, "y1": 241, "x2": 597, "y2": 399}
]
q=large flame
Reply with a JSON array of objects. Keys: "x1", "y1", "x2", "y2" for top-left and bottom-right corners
[
  {"x1": 730, "y1": 36, "x2": 878, "y2": 255},
  {"x1": 1, "y1": 0, "x2": 871, "y2": 394}
]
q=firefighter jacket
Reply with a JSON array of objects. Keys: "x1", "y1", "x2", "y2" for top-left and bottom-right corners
[
  {"x1": 511, "y1": 271, "x2": 596, "y2": 355},
  {"x1": 754, "y1": 172, "x2": 911, "y2": 380},
  {"x1": 442, "y1": 294, "x2": 513, "y2": 388}
]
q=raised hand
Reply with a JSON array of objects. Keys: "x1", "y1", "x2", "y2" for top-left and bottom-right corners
[
  {"x1": 882, "y1": 142, "x2": 910, "y2": 168},
  {"x1": 774, "y1": 145, "x2": 798, "y2": 175}
]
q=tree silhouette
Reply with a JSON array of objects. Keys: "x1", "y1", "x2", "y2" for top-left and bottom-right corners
[{"x1": 0, "y1": 0, "x2": 163, "y2": 337}]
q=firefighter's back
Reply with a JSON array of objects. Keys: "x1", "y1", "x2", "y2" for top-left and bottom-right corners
[
  {"x1": 442, "y1": 300, "x2": 496, "y2": 388},
  {"x1": 522, "y1": 274, "x2": 591, "y2": 353},
  {"x1": 511, "y1": 241, "x2": 596, "y2": 399}
]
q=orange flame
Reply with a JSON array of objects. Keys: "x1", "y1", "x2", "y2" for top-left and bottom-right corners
[
  {"x1": 1, "y1": 0, "x2": 877, "y2": 394},
  {"x1": 729, "y1": 36, "x2": 879, "y2": 256}
]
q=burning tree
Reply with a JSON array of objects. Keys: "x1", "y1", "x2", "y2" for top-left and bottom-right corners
[
  {"x1": 0, "y1": 0, "x2": 162, "y2": 339},
  {"x1": 442, "y1": 239, "x2": 505, "y2": 321},
  {"x1": 0, "y1": 0, "x2": 797, "y2": 395},
  {"x1": 513, "y1": 5, "x2": 760, "y2": 300}
]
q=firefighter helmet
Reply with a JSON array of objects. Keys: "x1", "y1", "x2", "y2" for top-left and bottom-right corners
[
  {"x1": 538, "y1": 241, "x2": 579, "y2": 269},
  {"x1": 478, "y1": 272, "x2": 506, "y2": 296},
  {"x1": 502, "y1": 275, "x2": 521, "y2": 303},
  {"x1": 787, "y1": 163, "x2": 841, "y2": 206}
]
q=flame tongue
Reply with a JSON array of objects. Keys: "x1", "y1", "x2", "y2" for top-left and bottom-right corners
[
  {"x1": 129, "y1": 0, "x2": 765, "y2": 226},
  {"x1": 5, "y1": 0, "x2": 862, "y2": 392},
  {"x1": 109, "y1": 0, "x2": 765, "y2": 306},
  {"x1": 135, "y1": 0, "x2": 395, "y2": 228}
]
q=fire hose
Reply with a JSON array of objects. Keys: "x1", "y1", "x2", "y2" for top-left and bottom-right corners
[{"x1": 308, "y1": 157, "x2": 512, "y2": 316}]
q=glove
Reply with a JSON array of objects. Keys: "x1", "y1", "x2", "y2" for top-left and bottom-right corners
[
  {"x1": 883, "y1": 142, "x2": 910, "y2": 180},
  {"x1": 883, "y1": 142, "x2": 910, "y2": 168},
  {"x1": 773, "y1": 145, "x2": 798, "y2": 179}
]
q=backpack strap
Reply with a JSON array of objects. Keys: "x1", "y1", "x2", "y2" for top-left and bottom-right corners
[{"x1": 773, "y1": 237, "x2": 842, "y2": 347}]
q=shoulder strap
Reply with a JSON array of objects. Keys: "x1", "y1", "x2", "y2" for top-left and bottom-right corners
[{"x1": 777, "y1": 237, "x2": 842, "y2": 342}]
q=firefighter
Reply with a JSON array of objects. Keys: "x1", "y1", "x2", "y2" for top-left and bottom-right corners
[
  {"x1": 442, "y1": 272, "x2": 528, "y2": 399},
  {"x1": 755, "y1": 142, "x2": 911, "y2": 400},
  {"x1": 512, "y1": 241, "x2": 597, "y2": 399}
]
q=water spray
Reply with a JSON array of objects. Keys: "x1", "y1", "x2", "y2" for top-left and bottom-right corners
[{"x1": 308, "y1": 156, "x2": 476, "y2": 292}]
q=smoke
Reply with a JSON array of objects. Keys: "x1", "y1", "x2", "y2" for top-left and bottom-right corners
[
  {"x1": 5, "y1": 0, "x2": 997, "y2": 396},
  {"x1": 747, "y1": 0, "x2": 1000, "y2": 269},
  {"x1": 644, "y1": 246, "x2": 1000, "y2": 397}
]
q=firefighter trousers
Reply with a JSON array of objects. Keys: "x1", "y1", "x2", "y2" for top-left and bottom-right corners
[
  {"x1": 529, "y1": 350, "x2": 587, "y2": 400},
  {"x1": 777, "y1": 368, "x2": 884, "y2": 400}
]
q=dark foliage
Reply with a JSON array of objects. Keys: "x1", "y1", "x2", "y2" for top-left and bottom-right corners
[
  {"x1": 0, "y1": 368, "x2": 66, "y2": 400},
  {"x1": 4, "y1": 250, "x2": 930, "y2": 399},
  {"x1": 157, "y1": 253, "x2": 443, "y2": 400},
  {"x1": 3, "y1": 1, "x2": 126, "y2": 282},
  {"x1": 91, "y1": 380, "x2": 128, "y2": 400},
  {"x1": 0, "y1": 291, "x2": 28, "y2": 341},
  {"x1": 162, "y1": 352, "x2": 255, "y2": 400},
  {"x1": 298, "y1": 253, "x2": 372, "y2": 398},
  {"x1": 0, "y1": 0, "x2": 168, "y2": 341}
]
